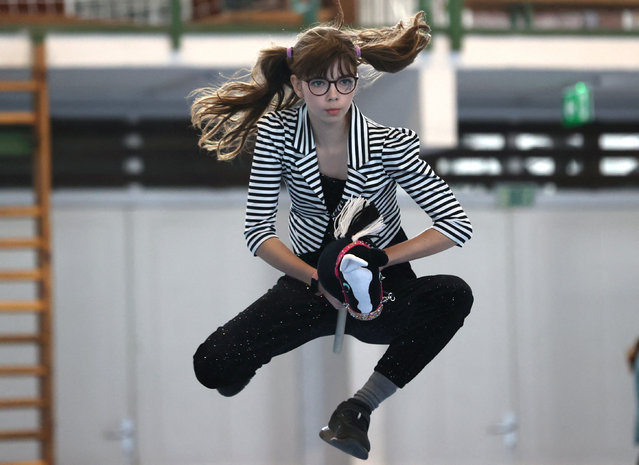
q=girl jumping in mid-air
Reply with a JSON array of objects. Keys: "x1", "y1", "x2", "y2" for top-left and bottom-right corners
[{"x1": 191, "y1": 5, "x2": 474, "y2": 460}]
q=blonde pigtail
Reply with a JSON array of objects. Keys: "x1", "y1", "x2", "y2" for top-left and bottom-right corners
[
  {"x1": 355, "y1": 11, "x2": 431, "y2": 73},
  {"x1": 190, "y1": 46, "x2": 299, "y2": 161}
]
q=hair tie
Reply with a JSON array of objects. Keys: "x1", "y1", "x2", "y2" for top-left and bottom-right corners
[
  {"x1": 286, "y1": 47, "x2": 293, "y2": 59},
  {"x1": 355, "y1": 45, "x2": 361, "y2": 58}
]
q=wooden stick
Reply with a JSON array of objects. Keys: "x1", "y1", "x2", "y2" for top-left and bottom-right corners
[
  {"x1": 333, "y1": 307, "x2": 347, "y2": 354},
  {"x1": 0, "y1": 206, "x2": 41, "y2": 218},
  {"x1": 33, "y1": 39, "x2": 56, "y2": 465},
  {"x1": 0, "y1": 80, "x2": 38, "y2": 92},
  {"x1": 0, "y1": 111, "x2": 36, "y2": 125}
]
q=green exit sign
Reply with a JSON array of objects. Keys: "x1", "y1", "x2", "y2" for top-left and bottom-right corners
[{"x1": 563, "y1": 81, "x2": 594, "y2": 127}]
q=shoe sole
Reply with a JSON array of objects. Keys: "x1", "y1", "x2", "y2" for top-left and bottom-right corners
[{"x1": 319, "y1": 426, "x2": 369, "y2": 460}]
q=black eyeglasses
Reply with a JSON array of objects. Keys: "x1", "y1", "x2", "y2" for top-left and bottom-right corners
[{"x1": 305, "y1": 76, "x2": 358, "y2": 96}]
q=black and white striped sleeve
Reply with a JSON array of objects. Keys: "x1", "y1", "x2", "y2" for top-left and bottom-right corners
[
  {"x1": 382, "y1": 128, "x2": 473, "y2": 246},
  {"x1": 243, "y1": 114, "x2": 285, "y2": 255}
]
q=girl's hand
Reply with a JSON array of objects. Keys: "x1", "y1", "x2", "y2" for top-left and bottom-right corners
[{"x1": 318, "y1": 281, "x2": 345, "y2": 310}]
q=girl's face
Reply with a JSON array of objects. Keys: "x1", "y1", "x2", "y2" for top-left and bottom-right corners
[{"x1": 291, "y1": 60, "x2": 357, "y2": 126}]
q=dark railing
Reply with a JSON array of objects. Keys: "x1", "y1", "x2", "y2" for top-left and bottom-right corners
[
  {"x1": 431, "y1": 121, "x2": 639, "y2": 188},
  {"x1": 1, "y1": 118, "x2": 637, "y2": 189}
]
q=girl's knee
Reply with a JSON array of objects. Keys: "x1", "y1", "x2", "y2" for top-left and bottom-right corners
[
  {"x1": 422, "y1": 274, "x2": 473, "y2": 319},
  {"x1": 193, "y1": 329, "x2": 238, "y2": 389},
  {"x1": 193, "y1": 340, "x2": 223, "y2": 389},
  {"x1": 193, "y1": 333, "x2": 259, "y2": 391},
  {"x1": 444, "y1": 275, "x2": 474, "y2": 318}
]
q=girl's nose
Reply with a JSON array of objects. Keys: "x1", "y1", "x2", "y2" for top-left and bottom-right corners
[{"x1": 326, "y1": 84, "x2": 340, "y2": 99}]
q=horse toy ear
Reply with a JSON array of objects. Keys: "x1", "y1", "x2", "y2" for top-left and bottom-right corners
[
  {"x1": 355, "y1": 246, "x2": 389, "y2": 268},
  {"x1": 317, "y1": 197, "x2": 387, "y2": 321},
  {"x1": 340, "y1": 254, "x2": 367, "y2": 272}
]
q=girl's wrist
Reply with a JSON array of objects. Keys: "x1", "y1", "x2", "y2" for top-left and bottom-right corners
[{"x1": 309, "y1": 270, "x2": 319, "y2": 294}]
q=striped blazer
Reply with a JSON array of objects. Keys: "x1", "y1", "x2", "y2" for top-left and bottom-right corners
[{"x1": 244, "y1": 103, "x2": 472, "y2": 256}]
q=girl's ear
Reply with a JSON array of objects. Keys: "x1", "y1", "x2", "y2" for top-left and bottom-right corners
[{"x1": 290, "y1": 74, "x2": 305, "y2": 99}]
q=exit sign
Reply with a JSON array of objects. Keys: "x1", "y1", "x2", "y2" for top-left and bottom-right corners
[{"x1": 563, "y1": 81, "x2": 594, "y2": 127}]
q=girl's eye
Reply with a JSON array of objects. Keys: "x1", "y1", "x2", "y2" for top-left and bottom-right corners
[{"x1": 309, "y1": 80, "x2": 325, "y2": 87}]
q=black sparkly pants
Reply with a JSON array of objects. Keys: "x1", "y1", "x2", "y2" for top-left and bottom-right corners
[{"x1": 193, "y1": 272, "x2": 473, "y2": 390}]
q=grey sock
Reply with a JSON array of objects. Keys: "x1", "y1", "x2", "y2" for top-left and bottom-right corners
[{"x1": 352, "y1": 371, "x2": 398, "y2": 412}]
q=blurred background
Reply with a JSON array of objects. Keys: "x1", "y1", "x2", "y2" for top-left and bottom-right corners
[{"x1": 1, "y1": 1, "x2": 639, "y2": 464}]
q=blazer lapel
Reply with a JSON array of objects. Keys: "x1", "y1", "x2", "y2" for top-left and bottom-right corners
[
  {"x1": 290, "y1": 104, "x2": 376, "y2": 211},
  {"x1": 292, "y1": 105, "x2": 313, "y2": 155},
  {"x1": 347, "y1": 103, "x2": 370, "y2": 170},
  {"x1": 291, "y1": 105, "x2": 325, "y2": 205},
  {"x1": 342, "y1": 104, "x2": 372, "y2": 201}
]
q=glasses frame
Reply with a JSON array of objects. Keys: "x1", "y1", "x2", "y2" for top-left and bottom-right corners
[{"x1": 304, "y1": 76, "x2": 359, "y2": 96}]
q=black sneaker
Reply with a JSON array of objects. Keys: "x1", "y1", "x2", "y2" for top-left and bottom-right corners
[{"x1": 319, "y1": 399, "x2": 371, "y2": 460}]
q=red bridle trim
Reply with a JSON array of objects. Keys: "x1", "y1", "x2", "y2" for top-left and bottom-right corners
[{"x1": 334, "y1": 240, "x2": 383, "y2": 321}]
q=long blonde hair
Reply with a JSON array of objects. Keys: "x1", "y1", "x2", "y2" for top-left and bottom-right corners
[{"x1": 190, "y1": 10, "x2": 431, "y2": 161}]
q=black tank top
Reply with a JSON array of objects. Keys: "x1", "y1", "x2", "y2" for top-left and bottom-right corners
[{"x1": 320, "y1": 174, "x2": 346, "y2": 216}]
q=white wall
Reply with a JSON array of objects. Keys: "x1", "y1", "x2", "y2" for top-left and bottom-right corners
[{"x1": 2, "y1": 189, "x2": 639, "y2": 465}]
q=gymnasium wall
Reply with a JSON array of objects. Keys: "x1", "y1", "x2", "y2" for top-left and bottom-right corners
[{"x1": 3, "y1": 189, "x2": 636, "y2": 465}]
